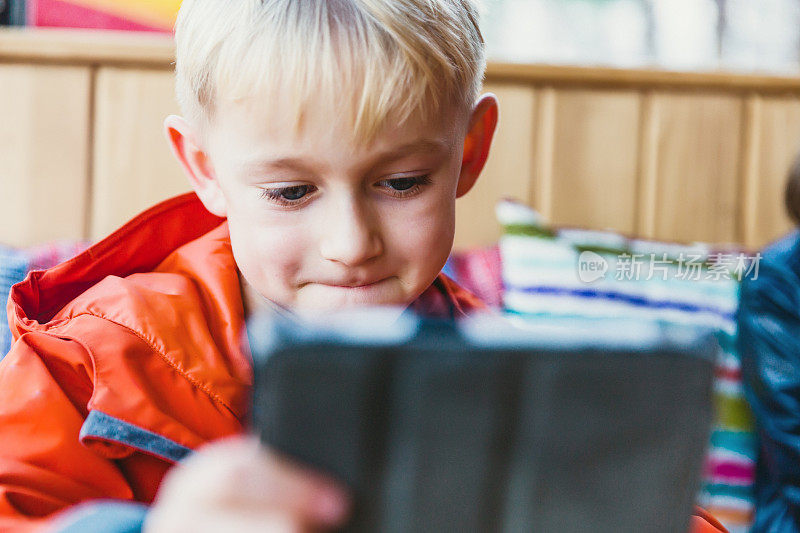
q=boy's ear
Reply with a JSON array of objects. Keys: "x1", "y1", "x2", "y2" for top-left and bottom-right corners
[
  {"x1": 456, "y1": 93, "x2": 499, "y2": 198},
  {"x1": 163, "y1": 115, "x2": 228, "y2": 217}
]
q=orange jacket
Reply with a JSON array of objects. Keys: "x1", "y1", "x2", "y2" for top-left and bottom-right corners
[{"x1": 0, "y1": 193, "x2": 484, "y2": 531}]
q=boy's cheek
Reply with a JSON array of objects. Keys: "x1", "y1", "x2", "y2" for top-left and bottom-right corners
[
  {"x1": 230, "y1": 228, "x2": 306, "y2": 287},
  {"x1": 391, "y1": 216, "x2": 454, "y2": 281},
  {"x1": 406, "y1": 204, "x2": 455, "y2": 252}
]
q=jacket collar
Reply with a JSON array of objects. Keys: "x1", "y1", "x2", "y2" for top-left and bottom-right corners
[{"x1": 9, "y1": 193, "x2": 224, "y2": 337}]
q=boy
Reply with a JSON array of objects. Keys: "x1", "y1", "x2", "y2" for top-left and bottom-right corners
[
  {"x1": 0, "y1": 0, "x2": 494, "y2": 530},
  {"x1": 0, "y1": 1, "x2": 725, "y2": 531}
]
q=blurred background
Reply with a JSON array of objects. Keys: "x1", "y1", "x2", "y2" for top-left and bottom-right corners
[
  {"x1": 482, "y1": 0, "x2": 800, "y2": 74},
  {"x1": 3, "y1": 0, "x2": 800, "y2": 251},
  {"x1": 5, "y1": 0, "x2": 800, "y2": 75}
]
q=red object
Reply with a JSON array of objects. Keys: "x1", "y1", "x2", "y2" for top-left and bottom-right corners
[
  {"x1": 0, "y1": 193, "x2": 483, "y2": 529},
  {"x1": 691, "y1": 505, "x2": 730, "y2": 533},
  {"x1": 30, "y1": 0, "x2": 169, "y2": 32}
]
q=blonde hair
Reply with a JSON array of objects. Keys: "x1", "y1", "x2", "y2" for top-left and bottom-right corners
[{"x1": 174, "y1": 0, "x2": 486, "y2": 143}]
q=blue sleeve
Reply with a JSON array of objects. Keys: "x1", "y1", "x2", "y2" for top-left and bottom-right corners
[
  {"x1": 51, "y1": 500, "x2": 148, "y2": 533},
  {"x1": 739, "y1": 259, "x2": 800, "y2": 531}
]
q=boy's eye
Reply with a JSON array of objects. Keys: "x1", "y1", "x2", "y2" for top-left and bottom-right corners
[
  {"x1": 259, "y1": 185, "x2": 317, "y2": 205},
  {"x1": 386, "y1": 177, "x2": 418, "y2": 191},
  {"x1": 377, "y1": 175, "x2": 432, "y2": 197},
  {"x1": 279, "y1": 185, "x2": 313, "y2": 200}
]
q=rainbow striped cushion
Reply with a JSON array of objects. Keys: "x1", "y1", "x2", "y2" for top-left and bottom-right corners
[
  {"x1": 28, "y1": 0, "x2": 181, "y2": 32},
  {"x1": 497, "y1": 200, "x2": 757, "y2": 533}
]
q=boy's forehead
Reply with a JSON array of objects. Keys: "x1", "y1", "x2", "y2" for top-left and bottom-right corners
[{"x1": 209, "y1": 94, "x2": 463, "y2": 163}]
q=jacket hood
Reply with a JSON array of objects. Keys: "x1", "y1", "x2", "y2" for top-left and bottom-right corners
[{"x1": 8, "y1": 193, "x2": 224, "y2": 337}]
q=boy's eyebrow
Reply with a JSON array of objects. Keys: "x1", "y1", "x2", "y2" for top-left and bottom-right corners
[
  {"x1": 241, "y1": 139, "x2": 450, "y2": 175},
  {"x1": 370, "y1": 139, "x2": 451, "y2": 163}
]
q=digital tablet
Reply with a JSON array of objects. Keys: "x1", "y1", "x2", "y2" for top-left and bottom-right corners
[{"x1": 248, "y1": 311, "x2": 716, "y2": 533}]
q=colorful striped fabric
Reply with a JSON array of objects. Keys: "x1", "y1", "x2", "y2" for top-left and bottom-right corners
[
  {"x1": 28, "y1": 0, "x2": 181, "y2": 32},
  {"x1": 496, "y1": 199, "x2": 757, "y2": 533}
]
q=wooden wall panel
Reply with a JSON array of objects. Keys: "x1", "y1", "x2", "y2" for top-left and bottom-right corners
[
  {"x1": 548, "y1": 89, "x2": 640, "y2": 234},
  {"x1": 647, "y1": 93, "x2": 742, "y2": 244},
  {"x1": 532, "y1": 87, "x2": 555, "y2": 221},
  {"x1": 91, "y1": 67, "x2": 189, "y2": 241},
  {"x1": 636, "y1": 92, "x2": 659, "y2": 237},
  {"x1": 742, "y1": 97, "x2": 800, "y2": 249},
  {"x1": 0, "y1": 64, "x2": 91, "y2": 247},
  {"x1": 453, "y1": 84, "x2": 537, "y2": 249}
]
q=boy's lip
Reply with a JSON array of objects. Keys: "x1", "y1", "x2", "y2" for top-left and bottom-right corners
[{"x1": 318, "y1": 277, "x2": 389, "y2": 288}]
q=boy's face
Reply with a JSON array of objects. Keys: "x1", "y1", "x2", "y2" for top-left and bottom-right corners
[{"x1": 166, "y1": 93, "x2": 497, "y2": 311}]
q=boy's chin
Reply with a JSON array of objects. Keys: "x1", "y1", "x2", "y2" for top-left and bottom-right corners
[{"x1": 291, "y1": 304, "x2": 409, "y2": 324}]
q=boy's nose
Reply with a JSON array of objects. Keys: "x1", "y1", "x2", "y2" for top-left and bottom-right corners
[{"x1": 319, "y1": 199, "x2": 383, "y2": 266}]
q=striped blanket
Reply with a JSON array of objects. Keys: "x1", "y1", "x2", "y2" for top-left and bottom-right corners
[{"x1": 492, "y1": 199, "x2": 757, "y2": 532}]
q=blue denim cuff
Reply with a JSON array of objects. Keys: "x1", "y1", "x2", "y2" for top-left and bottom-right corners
[
  {"x1": 53, "y1": 500, "x2": 148, "y2": 533},
  {"x1": 80, "y1": 410, "x2": 192, "y2": 463}
]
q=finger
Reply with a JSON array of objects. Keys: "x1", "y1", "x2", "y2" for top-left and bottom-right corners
[
  {"x1": 231, "y1": 440, "x2": 351, "y2": 526},
  {"x1": 160, "y1": 436, "x2": 351, "y2": 527},
  {"x1": 146, "y1": 505, "x2": 308, "y2": 533}
]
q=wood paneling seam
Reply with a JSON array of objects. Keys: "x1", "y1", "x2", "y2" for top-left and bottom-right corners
[
  {"x1": 739, "y1": 94, "x2": 762, "y2": 248},
  {"x1": 83, "y1": 67, "x2": 98, "y2": 241},
  {"x1": 534, "y1": 87, "x2": 556, "y2": 222},
  {"x1": 636, "y1": 91, "x2": 658, "y2": 238}
]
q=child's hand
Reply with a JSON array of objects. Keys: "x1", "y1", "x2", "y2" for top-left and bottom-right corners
[{"x1": 144, "y1": 436, "x2": 351, "y2": 532}]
